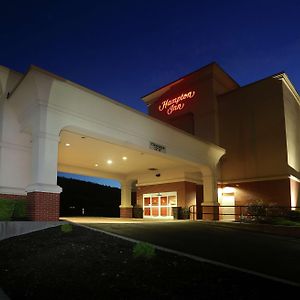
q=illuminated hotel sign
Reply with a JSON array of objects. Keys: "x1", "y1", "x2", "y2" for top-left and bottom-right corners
[{"x1": 158, "y1": 90, "x2": 196, "y2": 115}]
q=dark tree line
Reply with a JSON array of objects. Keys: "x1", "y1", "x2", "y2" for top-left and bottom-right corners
[{"x1": 58, "y1": 177, "x2": 121, "y2": 217}]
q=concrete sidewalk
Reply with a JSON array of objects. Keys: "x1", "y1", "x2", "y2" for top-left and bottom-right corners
[{"x1": 60, "y1": 216, "x2": 187, "y2": 224}]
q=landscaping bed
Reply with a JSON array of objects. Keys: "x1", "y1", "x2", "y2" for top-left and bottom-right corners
[{"x1": 0, "y1": 224, "x2": 298, "y2": 299}]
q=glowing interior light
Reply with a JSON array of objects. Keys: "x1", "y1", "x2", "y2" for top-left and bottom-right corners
[
  {"x1": 122, "y1": 156, "x2": 127, "y2": 160},
  {"x1": 223, "y1": 186, "x2": 235, "y2": 194},
  {"x1": 94, "y1": 163, "x2": 99, "y2": 167},
  {"x1": 65, "y1": 143, "x2": 70, "y2": 147},
  {"x1": 107, "y1": 160, "x2": 113, "y2": 164}
]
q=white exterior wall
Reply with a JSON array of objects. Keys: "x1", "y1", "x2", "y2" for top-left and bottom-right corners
[{"x1": 0, "y1": 67, "x2": 31, "y2": 195}]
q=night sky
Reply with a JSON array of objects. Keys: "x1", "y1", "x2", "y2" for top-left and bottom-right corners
[{"x1": 1, "y1": 0, "x2": 299, "y2": 187}]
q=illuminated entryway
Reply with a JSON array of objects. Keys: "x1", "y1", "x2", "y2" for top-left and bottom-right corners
[
  {"x1": 218, "y1": 187, "x2": 235, "y2": 221},
  {"x1": 1, "y1": 65, "x2": 225, "y2": 221},
  {"x1": 143, "y1": 192, "x2": 177, "y2": 218}
]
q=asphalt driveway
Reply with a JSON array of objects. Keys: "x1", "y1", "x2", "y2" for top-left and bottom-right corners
[{"x1": 81, "y1": 221, "x2": 300, "y2": 286}]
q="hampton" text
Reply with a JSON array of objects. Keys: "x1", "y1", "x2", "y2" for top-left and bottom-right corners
[{"x1": 158, "y1": 91, "x2": 196, "y2": 115}]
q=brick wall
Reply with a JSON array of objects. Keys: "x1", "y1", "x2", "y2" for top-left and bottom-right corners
[
  {"x1": 137, "y1": 181, "x2": 197, "y2": 208},
  {"x1": 120, "y1": 207, "x2": 133, "y2": 218},
  {"x1": 27, "y1": 192, "x2": 60, "y2": 221},
  {"x1": 0, "y1": 193, "x2": 27, "y2": 200},
  {"x1": 233, "y1": 178, "x2": 291, "y2": 206}
]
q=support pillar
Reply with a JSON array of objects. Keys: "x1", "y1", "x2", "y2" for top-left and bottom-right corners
[
  {"x1": 27, "y1": 191, "x2": 60, "y2": 221},
  {"x1": 120, "y1": 181, "x2": 134, "y2": 218},
  {"x1": 26, "y1": 131, "x2": 62, "y2": 221},
  {"x1": 201, "y1": 172, "x2": 219, "y2": 220}
]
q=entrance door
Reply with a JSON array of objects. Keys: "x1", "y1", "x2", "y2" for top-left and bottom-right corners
[
  {"x1": 143, "y1": 192, "x2": 177, "y2": 219},
  {"x1": 218, "y1": 187, "x2": 235, "y2": 221}
]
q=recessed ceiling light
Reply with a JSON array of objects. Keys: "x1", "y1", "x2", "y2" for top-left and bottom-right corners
[
  {"x1": 65, "y1": 143, "x2": 70, "y2": 147},
  {"x1": 94, "y1": 163, "x2": 99, "y2": 167},
  {"x1": 107, "y1": 160, "x2": 113, "y2": 164},
  {"x1": 122, "y1": 156, "x2": 127, "y2": 160}
]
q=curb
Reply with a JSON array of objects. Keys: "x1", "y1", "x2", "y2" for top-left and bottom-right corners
[
  {"x1": 202, "y1": 221, "x2": 300, "y2": 238},
  {"x1": 0, "y1": 221, "x2": 66, "y2": 241}
]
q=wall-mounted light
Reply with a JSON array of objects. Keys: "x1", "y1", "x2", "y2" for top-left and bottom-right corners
[
  {"x1": 65, "y1": 143, "x2": 70, "y2": 147},
  {"x1": 223, "y1": 186, "x2": 235, "y2": 194}
]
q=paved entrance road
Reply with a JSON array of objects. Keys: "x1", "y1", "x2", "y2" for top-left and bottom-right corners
[{"x1": 83, "y1": 221, "x2": 300, "y2": 285}]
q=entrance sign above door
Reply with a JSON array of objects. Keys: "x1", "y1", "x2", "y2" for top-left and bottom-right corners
[{"x1": 149, "y1": 141, "x2": 166, "y2": 153}]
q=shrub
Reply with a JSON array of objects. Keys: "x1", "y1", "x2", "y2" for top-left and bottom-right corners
[
  {"x1": 180, "y1": 207, "x2": 190, "y2": 220},
  {"x1": 247, "y1": 200, "x2": 266, "y2": 222},
  {"x1": 133, "y1": 242, "x2": 155, "y2": 259},
  {"x1": 12, "y1": 200, "x2": 28, "y2": 220},
  {"x1": 0, "y1": 199, "x2": 15, "y2": 221},
  {"x1": 61, "y1": 223, "x2": 73, "y2": 233},
  {"x1": 286, "y1": 210, "x2": 300, "y2": 222}
]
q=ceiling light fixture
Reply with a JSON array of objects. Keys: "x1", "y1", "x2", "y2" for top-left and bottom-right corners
[
  {"x1": 65, "y1": 143, "x2": 70, "y2": 147},
  {"x1": 122, "y1": 156, "x2": 127, "y2": 160},
  {"x1": 107, "y1": 160, "x2": 113, "y2": 164},
  {"x1": 94, "y1": 163, "x2": 99, "y2": 167}
]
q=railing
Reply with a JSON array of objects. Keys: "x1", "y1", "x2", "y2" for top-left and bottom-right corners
[{"x1": 189, "y1": 205, "x2": 300, "y2": 222}]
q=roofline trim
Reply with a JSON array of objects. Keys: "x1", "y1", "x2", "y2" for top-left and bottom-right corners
[
  {"x1": 8, "y1": 64, "x2": 224, "y2": 152},
  {"x1": 273, "y1": 73, "x2": 300, "y2": 105},
  {"x1": 141, "y1": 62, "x2": 239, "y2": 101}
]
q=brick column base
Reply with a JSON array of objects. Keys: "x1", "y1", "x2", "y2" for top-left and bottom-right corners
[
  {"x1": 0, "y1": 193, "x2": 27, "y2": 200},
  {"x1": 202, "y1": 205, "x2": 219, "y2": 221},
  {"x1": 120, "y1": 207, "x2": 133, "y2": 218},
  {"x1": 27, "y1": 192, "x2": 60, "y2": 221}
]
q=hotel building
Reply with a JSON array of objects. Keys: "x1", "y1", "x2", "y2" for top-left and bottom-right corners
[{"x1": 0, "y1": 63, "x2": 299, "y2": 221}]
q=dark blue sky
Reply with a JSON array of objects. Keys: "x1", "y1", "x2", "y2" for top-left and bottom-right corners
[{"x1": 1, "y1": 0, "x2": 299, "y2": 187}]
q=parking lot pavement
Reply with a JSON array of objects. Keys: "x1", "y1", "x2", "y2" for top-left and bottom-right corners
[{"x1": 80, "y1": 221, "x2": 300, "y2": 285}]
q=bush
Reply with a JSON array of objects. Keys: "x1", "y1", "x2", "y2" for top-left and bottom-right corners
[
  {"x1": 0, "y1": 199, "x2": 15, "y2": 221},
  {"x1": 286, "y1": 210, "x2": 300, "y2": 221},
  {"x1": 180, "y1": 207, "x2": 190, "y2": 219},
  {"x1": 133, "y1": 242, "x2": 155, "y2": 259},
  {"x1": 61, "y1": 223, "x2": 73, "y2": 233},
  {"x1": 246, "y1": 200, "x2": 266, "y2": 222},
  {"x1": 12, "y1": 200, "x2": 28, "y2": 220}
]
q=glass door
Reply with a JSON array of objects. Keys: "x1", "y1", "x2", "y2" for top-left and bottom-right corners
[{"x1": 143, "y1": 192, "x2": 177, "y2": 219}]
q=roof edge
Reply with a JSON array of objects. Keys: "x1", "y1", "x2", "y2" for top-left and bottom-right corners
[{"x1": 141, "y1": 62, "x2": 239, "y2": 104}]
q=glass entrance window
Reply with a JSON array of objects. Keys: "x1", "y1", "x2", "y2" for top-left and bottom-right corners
[{"x1": 143, "y1": 192, "x2": 177, "y2": 218}]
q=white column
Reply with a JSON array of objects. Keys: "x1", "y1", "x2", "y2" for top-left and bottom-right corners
[
  {"x1": 26, "y1": 131, "x2": 62, "y2": 193},
  {"x1": 201, "y1": 167, "x2": 219, "y2": 220},
  {"x1": 120, "y1": 181, "x2": 133, "y2": 208},
  {"x1": 202, "y1": 174, "x2": 219, "y2": 205}
]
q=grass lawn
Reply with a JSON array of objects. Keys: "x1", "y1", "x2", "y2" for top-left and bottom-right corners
[{"x1": 0, "y1": 224, "x2": 298, "y2": 299}]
